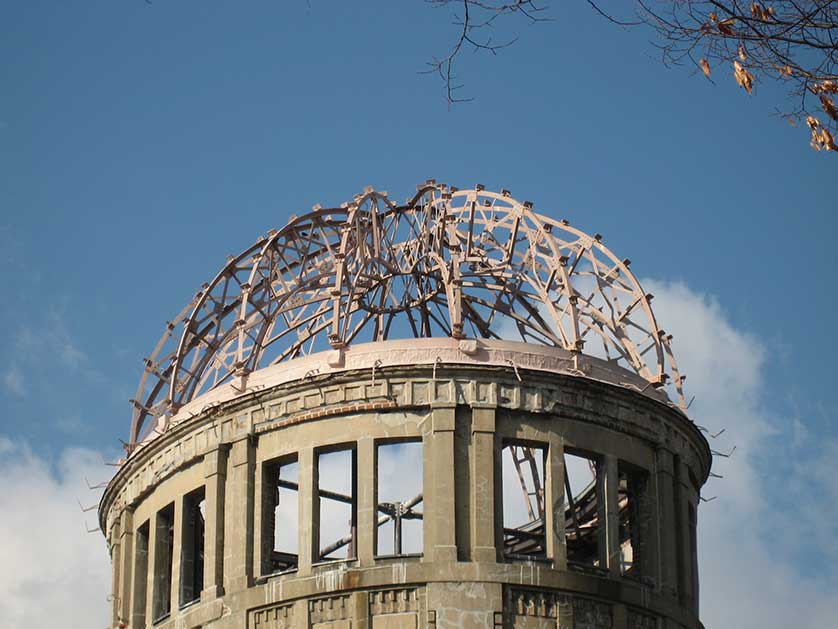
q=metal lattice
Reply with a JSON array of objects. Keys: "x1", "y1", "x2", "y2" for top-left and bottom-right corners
[{"x1": 129, "y1": 182, "x2": 685, "y2": 450}]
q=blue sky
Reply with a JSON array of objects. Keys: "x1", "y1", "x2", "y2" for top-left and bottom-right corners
[{"x1": 0, "y1": 2, "x2": 836, "y2": 627}]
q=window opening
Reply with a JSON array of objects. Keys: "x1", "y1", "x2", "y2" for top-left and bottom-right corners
[
  {"x1": 317, "y1": 447, "x2": 357, "y2": 561},
  {"x1": 376, "y1": 441, "x2": 423, "y2": 556},
  {"x1": 618, "y1": 466, "x2": 647, "y2": 577},
  {"x1": 132, "y1": 521, "x2": 150, "y2": 629},
  {"x1": 262, "y1": 455, "x2": 299, "y2": 574},
  {"x1": 564, "y1": 451, "x2": 601, "y2": 569},
  {"x1": 152, "y1": 503, "x2": 175, "y2": 622},
  {"x1": 180, "y1": 487, "x2": 205, "y2": 607},
  {"x1": 502, "y1": 443, "x2": 546, "y2": 559}
]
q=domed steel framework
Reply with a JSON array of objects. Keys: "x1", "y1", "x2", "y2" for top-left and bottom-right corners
[{"x1": 130, "y1": 181, "x2": 686, "y2": 450}]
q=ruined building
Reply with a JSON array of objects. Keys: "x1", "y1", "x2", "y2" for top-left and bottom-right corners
[{"x1": 99, "y1": 183, "x2": 710, "y2": 629}]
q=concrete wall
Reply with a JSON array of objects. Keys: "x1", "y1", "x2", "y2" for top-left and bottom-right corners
[{"x1": 101, "y1": 358, "x2": 710, "y2": 629}]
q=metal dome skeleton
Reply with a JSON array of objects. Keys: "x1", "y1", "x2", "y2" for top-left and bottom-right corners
[{"x1": 129, "y1": 182, "x2": 686, "y2": 450}]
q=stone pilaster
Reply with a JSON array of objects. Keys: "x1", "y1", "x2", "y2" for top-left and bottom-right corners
[
  {"x1": 546, "y1": 437, "x2": 568, "y2": 569},
  {"x1": 655, "y1": 448, "x2": 679, "y2": 599},
  {"x1": 298, "y1": 446, "x2": 318, "y2": 576},
  {"x1": 223, "y1": 437, "x2": 255, "y2": 592},
  {"x1": 109, "y1": 519, "x2": 121, "y2": 628},
  {"x1": 357, "y1": 436, "x2": 377, "y2": 566},
  {"x1": 428, "y1": 404, "x2": 457, "y2": 562},
  {"x1": 470, "y1": 406, "x2": 497, "y2": 563},
  {"x1": 170, "y1": 496, "x2": 183, "y2": 611},
  {"x1": 202, "y1": 446, "x2": 227, "y2": 599},
  {"x1": 118, "y1": 509, "x2": 134, "y2": 625},
  {"x1": 603, "y1": 454, "x2": 621, "y2": 577}
]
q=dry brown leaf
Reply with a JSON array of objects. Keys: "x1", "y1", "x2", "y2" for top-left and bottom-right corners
[
  {"x1": 822, "y1": 129, "x2": 837, "y2": 152},
  {"x1": 709, "y1": 11, "x2": 718, "y2": 22},
  {"x1": 738, "y1": 44, "x2": 747, "y2": 62},
  {"x1": 734, "y1": 61, "x2": 754, "y2": 94},
  {"x1": 751, "y1": 3, "x2": 774, "y2": 21},
  {"x1": 821, "y1": 95, "x2": 838, "y2": 121},
  {"x1": 812, "y1": 80, "x2": 838, "y2": 95},
  {"x1": 806, "y1": 116, "x2": 837, "y2": 151},
  {"x1": 812, "y1": 127, "x2": 837, "y2": 152},
  {"x1": 700, "y1": 58, "x2": 711, "y2": 78},
  {"x1": 778, "y1": 65, "x2": 793, "y2": 77},
  {"x1": 718, "y1": 18, "x2": 737, "y2": 36},
  {"x1": 809, "y1": 125, "x2": 823, "y2": 151}
]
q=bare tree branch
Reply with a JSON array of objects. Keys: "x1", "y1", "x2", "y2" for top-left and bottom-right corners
[
  {"x1": 588, "y1": 1, "x2": 838, "y2": 153},
  {"x1": 586, "y1": 0, "x2": 643, "y2": 26},
  {"x1": 424, "y1": 1, "x2": 550, "y2": 105},
  {"x1": 426, "y1": 1, "x2": 837, "y2": 152}
]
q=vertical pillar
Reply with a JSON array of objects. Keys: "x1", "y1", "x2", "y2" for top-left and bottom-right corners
[
  {"x1": 638, "y1": 468, "x2": 659, "y2": 587},
  {"x1": 253, "y1": 458, "x2": 265, "y2": 579},
  {"x1": 202, "y1": 446, "x2": 227, "y2": 599},
  {"x1": 357, "y1": 437, "x2": 377, "y2": 566},
  {"x1": 109, "y1": 520, "x2": 122, "y2": 627},
  {"x1": 118, "y1": 509, "x2": 134, "y2": 625},
  {"x1": 655, "y1": 448, "x2": 679, "y2": 599},
  {"x1": 493, "y1": 430, "x2": 505, "y2": 562},
  {"x1": 297, "y1": 446, "x2": 318, "y2": 575},
  {"x1": 429, "y1": 404, "x2": 457, "y2": 562},
  {"x1": 601, "y1": 454, "x2": 621, "y2": 577},
  {"x1": 546, "y1": 437, "x2": 567, "y2": 569},
  {"x1": 676, "y1": 459, "x2": 695, "y2": 612},
  {"x1": 470, "y1": 406, "x2": 496, "y2": 563},
  {"x1": 223, "y1": 437, "x2": 255, "y2": 592},
  {"x1": 422, "y1": 429, "x2": 435, "y2": 560},
  {"x1": 170, "y1": 497, "x2": 184, "y2": 612}
]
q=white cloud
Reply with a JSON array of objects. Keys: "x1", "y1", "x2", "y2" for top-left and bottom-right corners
[
  {"x1": 645, "y1": 279, "x2": 838, "y2": 629},
  {"x1": 0, "y1": 438, "x2": 112, "y2": 629}
]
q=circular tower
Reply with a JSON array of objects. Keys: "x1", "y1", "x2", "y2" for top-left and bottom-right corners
[{"x1": 100, "y1": 182, "x2": 711, "y2": 629}]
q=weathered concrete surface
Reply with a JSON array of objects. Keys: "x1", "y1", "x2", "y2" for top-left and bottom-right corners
[{"x1": 100, "y1": 344, "x2": 709, "y2": 629}]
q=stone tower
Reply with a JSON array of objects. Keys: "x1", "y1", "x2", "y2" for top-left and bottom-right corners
[{"x1": 100, "y1": 183, "x2": 710, "y2": 629}]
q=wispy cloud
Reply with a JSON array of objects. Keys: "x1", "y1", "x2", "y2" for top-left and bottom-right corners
[
  {"x1": 2, "y1": 308, "x2": 108, "y2": 405},
  {"x1": 1, "y1": 366, "x2": 25, "y2": 396},
  {"x1": 646, "y1": 279, "x2": 838, "y2": 629},
  {"x1": 13, "y1": 310, "x2": 89, "y2": 370}
]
